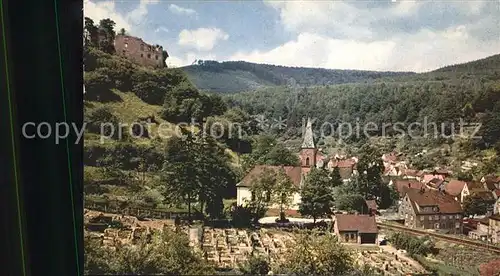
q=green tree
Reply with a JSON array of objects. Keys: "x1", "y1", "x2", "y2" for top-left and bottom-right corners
[
  {"x1": 248, "y1": 168, "x2": 277, "y2": 222},
  {"x1": 241, "y1": 135, "x2": 299, "y2": 173},
  {"x1": 98, "y1": 18, "x2": 116, "y2": 54},
  {"x1": 161, "y1": 130, "x2": 199, "y2": 221},
  {"x1": 355, "y1": 144, "x2": 384, "y2": 201},
  {"x1": 330, "y1": 166, "x2": 343, "y2": 188},
  {"x1": 334, "y1": 181, "x2": 367, "y2": 213},
  {"x1": 274, "y1": 232, "x2": 356, "y2": 275},
  {"x1": 299, "y1": 168, "x2": 334, "y2": 224},
  {"x1": 273, "y1": 168, "x2": 297, "y2": 222},
  {"x1": 161, "y1": 130, "x2": 236, "y2": 221},
  {"x1": 463, "y1": 193, "x2": 492, "y2": 217},
  {"x1": 84, "y1": 17, "x2": 99, "y2": 47},
  {"x1": 119, "y1": 28, "x2": 126, "y2": 35},
  {"x1": 388, "y1": 232, "x2": 434, "y2": 257}
]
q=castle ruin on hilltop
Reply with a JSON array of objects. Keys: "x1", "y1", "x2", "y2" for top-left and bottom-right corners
[{"x1": 114, "y1": 34, "x2": 168, "y2": 68}]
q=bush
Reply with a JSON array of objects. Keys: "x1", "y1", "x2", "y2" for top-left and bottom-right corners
[
  {"x1": 238, "y1": 255, "x2": 270, "y2": 275},
  {"x1": 387, "y1": 232, "x2": 435, "y2": 257},
  {"x1": 86, "y1": 106, "x2": 120, "y2": 137},
  {"x1": 131, "y1": 80, "x2": 167, "y2": 105},
  {"x1": 84, "y1": 71, "x2": 119, "y2": 102}
]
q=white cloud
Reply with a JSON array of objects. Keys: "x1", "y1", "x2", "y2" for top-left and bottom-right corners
[
  {"x1": 167, "y1": 52, "x2": 217, "y2": 68},
  {"x1": 84, "y1": 0, "x2": 131, "y2": 31},
  {"x1": 154, "y1": 27, "x2": 169, "y2": 33},
  {"x1": 84, "y1": 0, "x2": 159, "y2": 33},
  {"x1": 239, "y1": 0, "x2": 500, "y2": 72},
  {"x1": 178, "y1": 28, "x2": 229, "y2": 51},
  {"x1": 229, "y1": 26, "x2": 500, "y2": 73},
  {"x1": 169, "y1": 4, "x2": 197, "y2": 16}
]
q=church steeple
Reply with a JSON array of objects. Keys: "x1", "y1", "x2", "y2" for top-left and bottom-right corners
[
  {"x1": 300, "y1": 118, "x2": 318, "y2": 167},
  {"x1": 301, "y1": 118, "x2": 315, "y2": 149}
]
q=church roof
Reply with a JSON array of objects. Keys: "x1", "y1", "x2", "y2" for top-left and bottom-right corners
[
  {"x1": 301, "y1": 118, "x2": 315, "y2": 148},
  {"x1": 236, "y1": 165, "x2": 302, "y2": 188}
]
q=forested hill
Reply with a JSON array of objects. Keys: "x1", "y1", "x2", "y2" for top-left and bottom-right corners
[
  {"x1": 224, "y1": 53, "x2": 500, "y2": 150},
  {"x1": 180, "y1": 60, "x2": 415, "y2": 93}
]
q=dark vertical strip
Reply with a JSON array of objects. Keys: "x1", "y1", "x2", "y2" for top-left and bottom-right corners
[
  {"x1": 0, "y1": 0, "x2": 28, "y2": 274},
  {"x1": 1, "y1": 0, "x2": 83, "y2": 275}
]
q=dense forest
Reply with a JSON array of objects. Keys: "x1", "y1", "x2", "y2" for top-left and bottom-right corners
[
  {"x1": 180, "y1": 60, "x2": 414, "y2": 93},
  {"x1": 223, "y1": 55, "x2": 500, "y2": 152}
]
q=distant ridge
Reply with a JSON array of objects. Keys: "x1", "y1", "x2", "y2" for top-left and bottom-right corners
[{"x1": 180, "y1": 60, "x2": 415, "y2": 93}]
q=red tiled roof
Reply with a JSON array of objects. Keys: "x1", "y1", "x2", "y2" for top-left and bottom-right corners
[
  {"x1": 444, "y1": 179, "x2": 467, "y2": 197},
  {"x1": 404, "y1": 169, "x2": 419, "y2": 177},
  {"x1": 406, "y1": 189, "x2": 463, "y2": 214},
  {"x1": 427, "y1": 178, "x2": 445, "y2": 189},
  {"x1": 335, "y1": 214, "x2": 378, "y2": 233},
  {"x1": 423, "y1": 174, "x2": 445, "y2": 183},
  {"x1": 237, "y1": 165, "x2": 302, "y2": 188},
  {"x1": 394, "y1": 180, "x2": 423, "y2": 196},
  {"x1": 479, "y1": 258, "x2": 500, "y2": 276},
  {"x1": 433, "y1": 169, "x2": 450, "y2": 175}
]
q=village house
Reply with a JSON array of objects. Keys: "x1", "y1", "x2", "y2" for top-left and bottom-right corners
[
  {"x1": 382, "y1": 152, "x2": 408, "y2": 177},
  {"x1": 390, "y1": 180, "x2": 424, "y2": 197},
  {"x1": 398, "y1": 188, "x2": 463, "y2": 234},
  {"x1": 489, "y1": 215, "x2": 500, "y2": 244},
  {"x1": 326, "y1": 158, "x2": 357, "y2": 182},
  {"x1": 114, "y1": 34, "x2": 167, "y2": 68},
  {"x1": 444, "y1": 179, "x2": 495, "y2": 204},
  {"x1": 333, "y1": 214, "x2": 378, "y2": 244},
  {"x1": 468, "y1": 217, "x2": 490, "y2": 241},
  {"x1": 482, "y1": 174, "x2": 500, "y2": 191}
]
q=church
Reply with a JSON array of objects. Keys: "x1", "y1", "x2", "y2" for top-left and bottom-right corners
[{"x1": 236, "y1": 118, "x2": 357, "y2": 212}]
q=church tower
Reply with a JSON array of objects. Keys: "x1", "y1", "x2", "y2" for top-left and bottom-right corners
[{"x1": 300, "y1": 118, "x2": 318, "y2": 167}]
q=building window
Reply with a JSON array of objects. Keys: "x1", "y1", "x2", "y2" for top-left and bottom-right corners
[
  {"x1": 155, "y1": 55, "x2": 158, "y2": 60},
  {"x1": 449, "y1": 215, "x2": 453, "y2": 220},
  {"x1": 429, "y1": 216, "x2": 433, "y2": 221},
  {"x1": 344, "y1": 234, "x2": 349, "y2": 242},
  {"x1": 140, "y1": 44, "x2": 144, "y2": 51},
  {"x1": 350, "y1": 233, "x2": 355, "y2": 240},
  {"x1": 434, "y1": 215, "x2": 439, "y2": 220},
  {"x1": 456, "y1": 214, "x2": 461, "y2": 219},
  {"x1": 435, "y1": 223, "x2": 440, "y2": 229},
  {"x1": 305, "y1": 157, "x2": 310, "y2": 166},
  {"x1": 441, "y1": 215, "x2": 446, "y2": 220},
  {"x1": 141, "y1": 53, "x2": 144, "y2": 58},
  {"x1": 420, "y1": 216, "x2": 424, "y2": 221},
  {"x1": 125, "y1": 43, "x2": 128, "y2": 48},
  {"x1": 147, "y1": 54, "x2": 151, "y2": 59},
  {"x1": 455, "y1": 222, "x2": 460, "y2": 228}
]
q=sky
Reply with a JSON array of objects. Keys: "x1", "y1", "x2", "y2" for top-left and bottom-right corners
[{"x1": 84, "y1": 0, "x2": 500, "y2": 72}]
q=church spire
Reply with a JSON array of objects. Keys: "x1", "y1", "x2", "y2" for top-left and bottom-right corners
[{"x1": 301, "y1": 118, "x2": 315, "y2": 149}]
